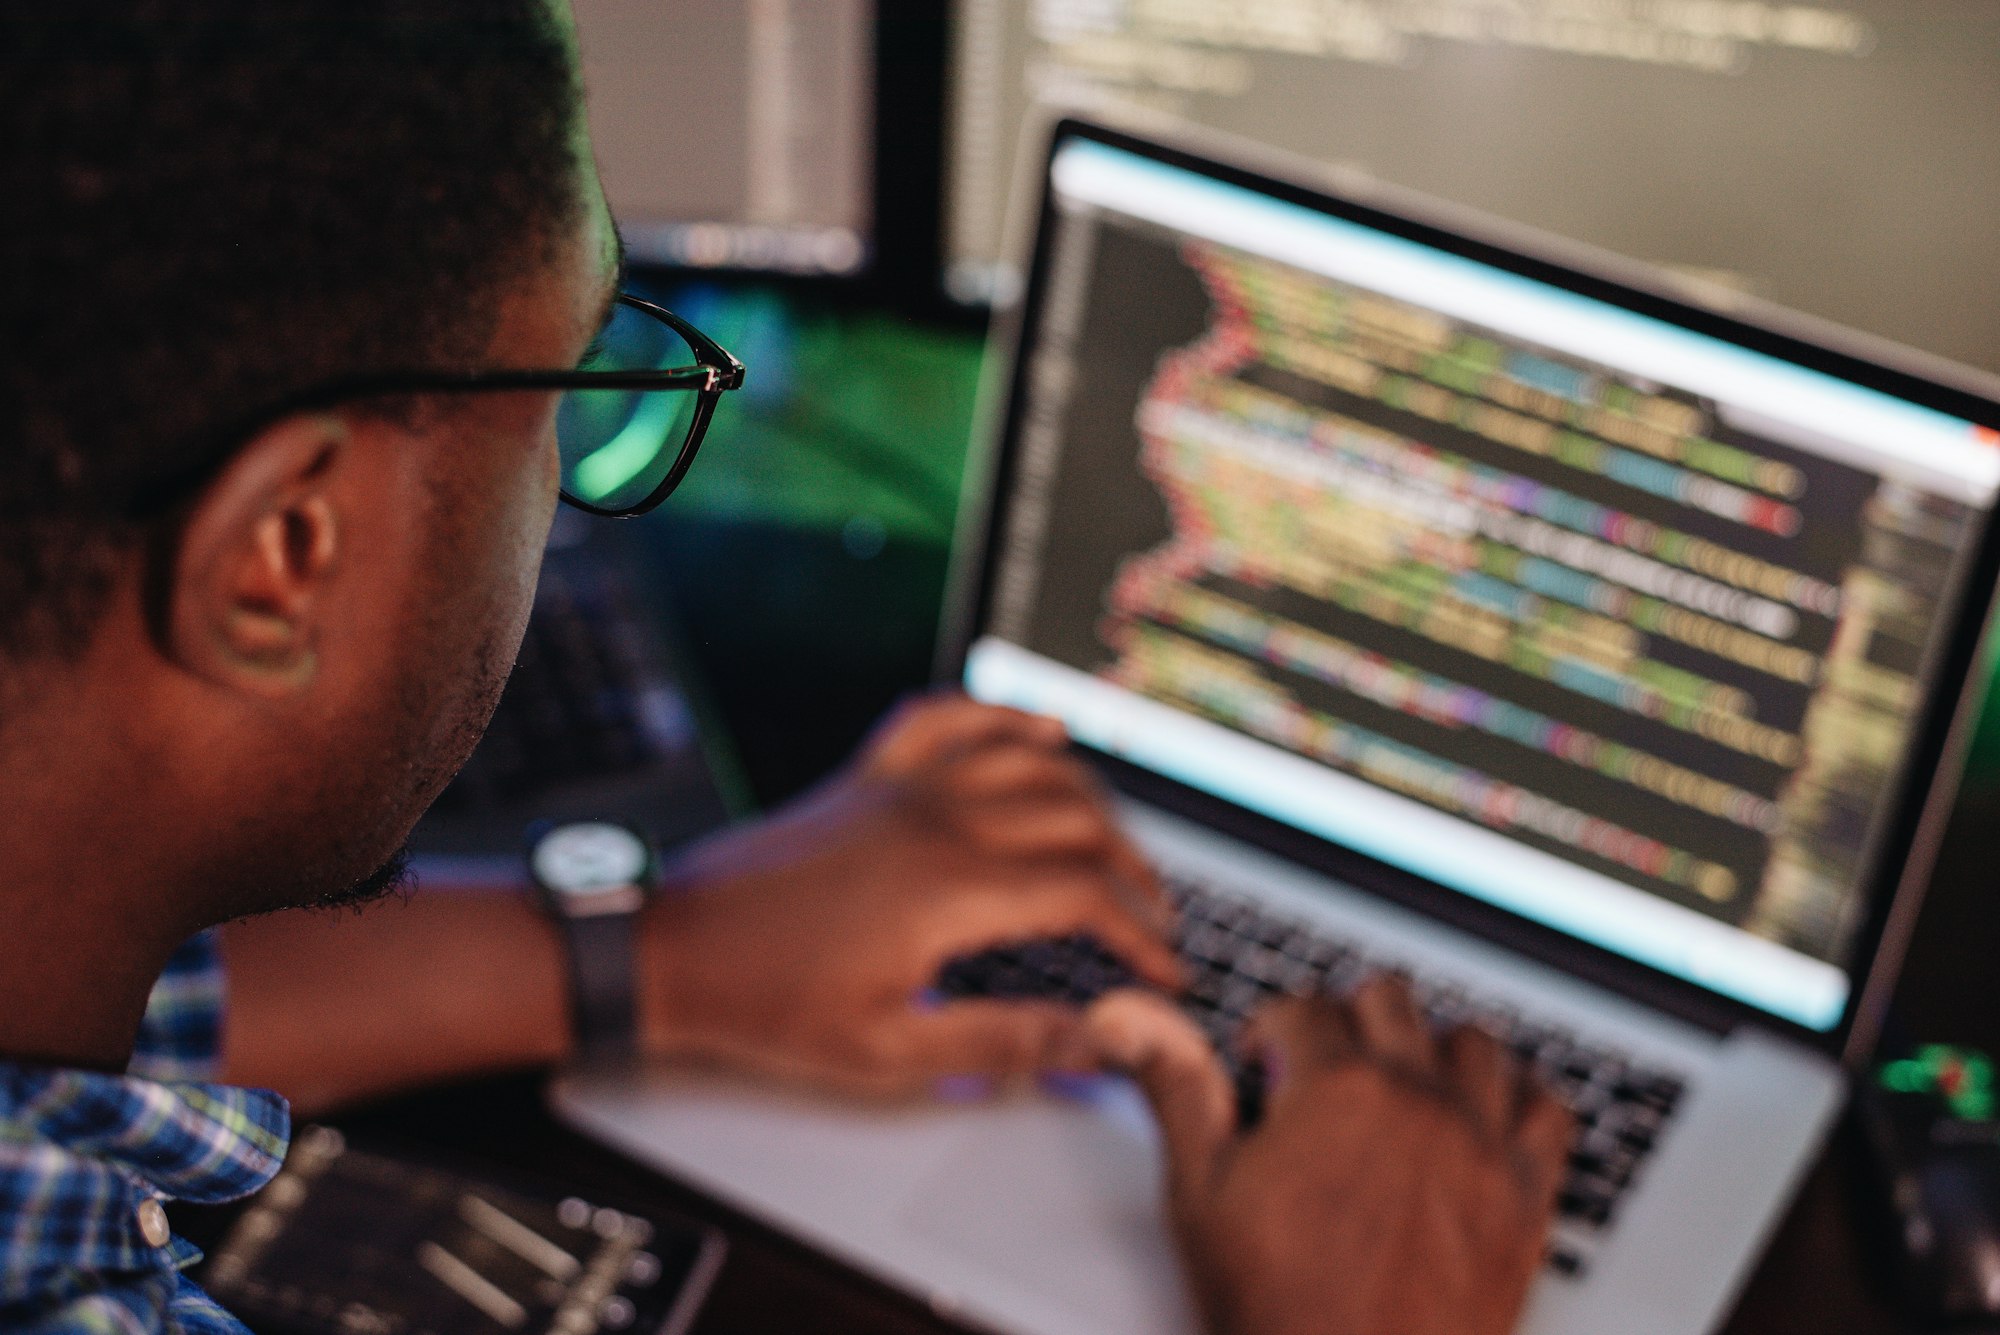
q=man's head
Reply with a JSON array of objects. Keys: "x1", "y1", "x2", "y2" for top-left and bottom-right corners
[{"x1": 0, "y1": 2, "x2": 618, "y2": 929}]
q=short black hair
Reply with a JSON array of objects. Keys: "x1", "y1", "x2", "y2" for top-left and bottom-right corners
[{"x1": 0, "y1": 1, "x2": 583, "y2": 663}]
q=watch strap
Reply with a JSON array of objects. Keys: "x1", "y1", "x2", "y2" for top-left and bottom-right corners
[{"x1": 557, "y1": 908, "x2": 641, "y2": 1062}]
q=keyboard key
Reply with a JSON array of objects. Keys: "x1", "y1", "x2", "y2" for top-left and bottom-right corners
[
  {"x1": 1557, "y1": 1191, "x2": 1613, "y2": 1229},
  {"x1": 1254, "y1": 917, "x2": 1298, "y2": 949},
  {"x1": 1546, "y1": 1245, "x2": 1588, "y2": 1278},
  {"x1": 1422, "y1": 983, "x2": 1470, "y2": 1023},
  {"x1": 1276, "y1": 928, "x2": 1322, "y2": 961},
  {"x1": 1570, "y1": 1150, "x2": 1636, "y2": 1190}
]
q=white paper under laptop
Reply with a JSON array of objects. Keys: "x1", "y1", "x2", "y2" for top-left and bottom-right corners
[{"x1": 557, "y1": 122, "x2": 2000, "y2": 1335}]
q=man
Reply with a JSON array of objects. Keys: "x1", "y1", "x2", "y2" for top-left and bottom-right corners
[{"x1": 0, "y1": 5, "x2": 1571, "y2": 1334}]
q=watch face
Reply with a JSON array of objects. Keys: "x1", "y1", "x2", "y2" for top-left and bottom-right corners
[{"x1": 532, "y1": 822, "x2": 650, "y2": 900}]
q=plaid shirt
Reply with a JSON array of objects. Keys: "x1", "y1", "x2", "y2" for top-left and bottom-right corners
[{"x1": 0, "y1": 934, "x2": 290, "y2": 1334}]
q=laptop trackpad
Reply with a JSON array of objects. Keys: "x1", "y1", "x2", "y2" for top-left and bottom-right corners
[{"x1": 897, "y1": 1079, "x2": 1199, "y2": 1335}]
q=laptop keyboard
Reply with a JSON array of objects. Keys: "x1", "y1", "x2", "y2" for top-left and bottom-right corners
[{"x1": 934, "y1": 871, "x2": 1689, "y2": 1278}]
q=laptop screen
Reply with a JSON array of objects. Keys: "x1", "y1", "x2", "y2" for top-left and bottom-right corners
[{"x1": 963, "y1": 131, "x2": 2000, "y2": 1033}]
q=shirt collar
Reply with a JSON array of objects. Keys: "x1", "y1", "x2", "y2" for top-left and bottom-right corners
[
  {"x1": 5, "y1": 1068, "x2": 288, "y2": 1201},
  {"x1": 0, "y1": 1065, "x2": 289, "y2": 1303}
]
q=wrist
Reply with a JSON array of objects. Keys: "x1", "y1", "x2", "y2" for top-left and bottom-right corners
[{"x1": 633, "y1": 873, "x2": 711, "y2": 1061}]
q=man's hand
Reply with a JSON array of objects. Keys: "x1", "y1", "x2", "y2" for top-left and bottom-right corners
[
  {"x1": 1090, "y1": 979, "x2": 1573, "y2": 1335},
  {"x1": 637, "y1": 693, "x2": 1182, "y2": 1097}
]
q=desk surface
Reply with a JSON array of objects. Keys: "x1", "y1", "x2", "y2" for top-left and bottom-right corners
[{"x1": 308, "y1": 1071, "x2": 1938, "y2": 1335}]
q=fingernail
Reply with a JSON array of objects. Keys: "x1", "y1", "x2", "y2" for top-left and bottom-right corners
[{"x1": 1084, "y1": 999, "x2": 1149, "y2": 1070}]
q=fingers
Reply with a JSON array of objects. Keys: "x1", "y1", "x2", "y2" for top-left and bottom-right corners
[
  {"x1": 932, "y1": 742, "x2": 1171, "y2": 929},
  {"x1": 1070, "y1": 891, "x2": 1184, "y2": 990},
  {"x1": 1511, "y1": 1086, "x2": 1576, "y2": 1210},
  {"x1": 1243, "y1": 977, "x2": 1435, "y2": 1113},
  {"x1": 865, "y1": 695, "x2": 1180, "y2": 961},
  {"x1": 941, "y1": 741, "x2": 1098, "y2": 800},
  {"x1": 944, "y1": 790, "x2": 1171, "y2": 933},
  {"x1": 1248, "y1": 983, "x2": 1573, "y2": 1157},
  {"x1": 1242, "y1": 993, "x2": 1355, "y2": 1069},
  {"x1": 1440, "y1": 1024, "x2": 1514, "y2": 1138},
  {"x1": 1240, "y1": 994, "x2": 1355, "y2": 1122},
  {"x1": 879, "y1": 1000, "x2": 1095, "y2": 1087},
  {"x1": 1085, "y1": 992, "x2": 1235, "y2": 1205},
  {"x1": 931, "y1": 864, "x2": 1185, "y2": 991},
  {"x1": 1348, "y1": 975, "x2": 1438, "y2": 1073},
  {"x1": 864, "y1": 692, "x2": 1067, "y2": 778},
  {"x1": 1436, "y1": 1015, "x2": 1573, "y2": 1206}
]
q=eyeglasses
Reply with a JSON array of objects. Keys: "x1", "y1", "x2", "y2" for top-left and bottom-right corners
[
  {"x1": 133, "y1": 293, "x2": 745, "y2": 519},
  {"x1": 540, "y1": 293, "x2": 747, "y2": 516}
]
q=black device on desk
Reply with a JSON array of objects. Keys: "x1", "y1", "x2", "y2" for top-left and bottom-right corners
[
  {"x1": 1862, "y1": 1046, "x2": 2000, "y2": 1323},
  {"x1": 198, "y1": 1127, "x2": 726, "y2": 1335},
  {"x1": 411, "y1": 511, "x2": 750, "y2": 875}
]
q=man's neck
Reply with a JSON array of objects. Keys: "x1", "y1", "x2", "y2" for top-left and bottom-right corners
[
  {"x1": 0, "y1": 678, "x2": 204, "y2": 1072},
  {"x1": 0, "y1": 868, "x2": 186, "y2": 1073}
]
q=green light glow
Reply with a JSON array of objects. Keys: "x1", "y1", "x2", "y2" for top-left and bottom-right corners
[
  {"x1": 1877, "y1": 1045, "x2": 1998, "y2": 1120},
  {"x1": 1881, "y1": 1060, "x2": 1930, "y2": 1094},
  {"x1": 573, "y1": 394, "x2": 678, "y2": 502}
]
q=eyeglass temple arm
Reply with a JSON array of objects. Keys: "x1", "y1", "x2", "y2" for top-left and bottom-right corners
[{"x1": 633, "y1": 298, "x2": 746, "y2": 391}]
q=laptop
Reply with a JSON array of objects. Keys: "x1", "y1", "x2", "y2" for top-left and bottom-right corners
[{"x1": 553, "y1": 120, "x2": 2000, "y2": 1335}]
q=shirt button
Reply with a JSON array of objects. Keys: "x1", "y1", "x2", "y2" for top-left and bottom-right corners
[{"x1": 136, "y1": 1199, "x2": 171, "y2": 1248}]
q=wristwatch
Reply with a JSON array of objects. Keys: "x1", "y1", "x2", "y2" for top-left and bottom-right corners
[{"x1": 528, "y1": 820, "x2": 656, "y2": 1062}]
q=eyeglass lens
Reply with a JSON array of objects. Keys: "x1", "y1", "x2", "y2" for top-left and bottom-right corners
[{"x1": 556, "y1": 300, "x2": 703, "y2": 512}]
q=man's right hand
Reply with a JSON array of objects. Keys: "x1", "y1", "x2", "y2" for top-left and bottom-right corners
[{"x1": 1089, "y1": 979, "x2": 1574, "y2": 1335}]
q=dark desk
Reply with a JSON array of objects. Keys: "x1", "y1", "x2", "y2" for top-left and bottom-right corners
[{"x1": 1728, "y1": 1125, "x2": 1922, "y2": 1335}]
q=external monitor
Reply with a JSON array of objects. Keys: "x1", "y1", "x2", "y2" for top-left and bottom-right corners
[
  {"x1": 575, "y1": 0, "x2": 874, "y2": 277},
  {"x1": 946, "y1": 2, "x2": 2000, "y2": 377}
]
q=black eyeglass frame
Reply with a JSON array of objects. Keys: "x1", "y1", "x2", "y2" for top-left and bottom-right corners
[{"x1": 130, "y1": 293, "x2": 745, "y2": 520}]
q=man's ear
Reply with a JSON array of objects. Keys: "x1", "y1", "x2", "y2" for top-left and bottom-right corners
[{"x1": 165, "y1": 414, "x2": 353, "y2": 697}]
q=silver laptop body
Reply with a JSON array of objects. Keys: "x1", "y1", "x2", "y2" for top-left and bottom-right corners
[{"x1": 556, "y1": 120, "x2": 2000, "y2": 1335}]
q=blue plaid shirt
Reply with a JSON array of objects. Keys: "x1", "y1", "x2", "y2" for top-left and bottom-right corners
[{"x1": 0, "y1": 934, "x2": 290, "y2": 1333}]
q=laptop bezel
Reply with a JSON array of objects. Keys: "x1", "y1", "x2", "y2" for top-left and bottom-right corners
[{"x1": 939, "y1": 116, "x2": 2000, "y2": 1059}]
